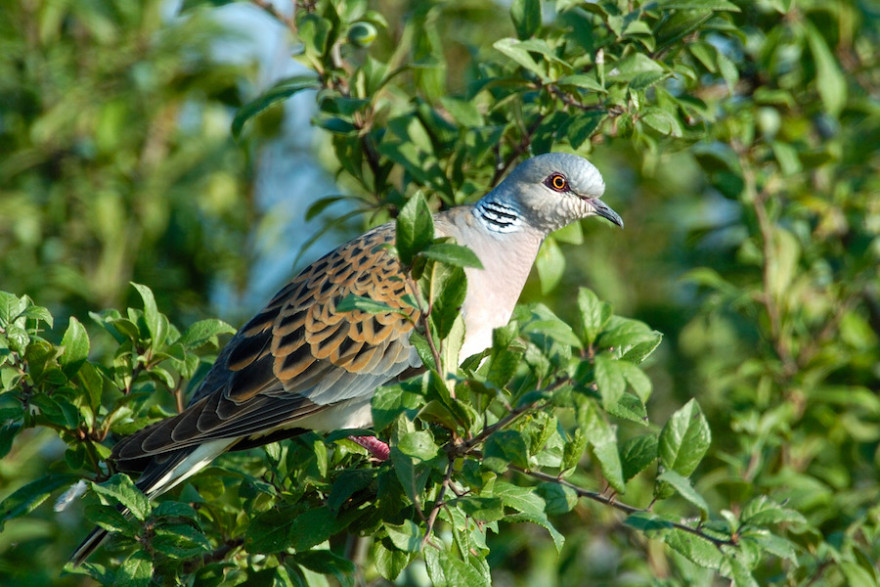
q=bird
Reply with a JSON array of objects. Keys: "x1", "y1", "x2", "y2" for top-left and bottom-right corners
[{"x1": 70, "y1": 152, "x2": 622, "y2": 564}]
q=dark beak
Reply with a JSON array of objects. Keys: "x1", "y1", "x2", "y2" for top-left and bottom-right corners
[{"x1": 593, "y1": 199, "x2": 624, "y2": 228}]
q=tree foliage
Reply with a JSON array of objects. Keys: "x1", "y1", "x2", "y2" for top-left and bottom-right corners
[
  {"x1": 1, "y1": 0, "x2": 878, "y2": 585},
  {"x1": 0, "y1": 0, "x2": 256, "y2": 319}
]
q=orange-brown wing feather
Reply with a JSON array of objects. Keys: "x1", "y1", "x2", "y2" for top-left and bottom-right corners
[{"x1": 112, "y1": 224, "x2": 421, "y2": 464}]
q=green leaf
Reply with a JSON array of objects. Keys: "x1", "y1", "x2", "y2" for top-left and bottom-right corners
[
  {"x1": 484, "y1": 430, "x2": 530, "y2": 471},
  {"x1": 493, "y1": 38, "x2": 548, "y2": 80},
  {"x1": 586, "y1": 411, "x2": 625, "y2": 492},
  {"x1": 768, "y1": 228, "x2": 800, "y2": 303},
  {"x1": 654, "y1": 9, "x2": 714, "y2": 51},
  {"x1": 0, "y1": 422, "x2": 20, "y2": 459},
  {"x1": 620, "y1": 434, "x2": 658, "y2": 482},
  {"x1": 84, "y1": 503, "x2": 140, "y2": 535},
  {"x1": 290, "y1": 507, "x2": 344, "y2": 552},
  {"x1": 576, "y1": 288, "x2": 612, "y2": 345},
  {"x1": 0, "y1": 292, "x2": 27, "y2": 326},
  {"x1": 18, "y1": 303, "x2": 53, "y2": 328},
  {"x1": 740, "y1": 495, "x2": 807, "y2": 527},
  {"x1": 609, "y1": 53, "x2": 664, "y2": 82},
  {"x1": 494, "y1": 481, "x2": 545, "y2": 516},
  {"x1": 131, "y1": 283, "x2": 163, "y2": 349},
  {"x1": 657, "y1": 469, "x2": 709, "y2": 515},
  {"x1": 391, "y1": 426, "x2": 435, "y2": 504},
  {"x1": 90, "y1": 474, "x2": 151, "y2": 521},
  {"x1": 535, "y1": 237, "x2": 565, "y2": 294},
  {"x1": 0, "y1": 474, "x2": 78, "y2": 531},
  {"x1": 305, "y1": 195, "x2": 347, "y2": 221},
  {"x1": 658, "y1": 0, "x2": 740, "y2": 10},
  {"x1": 424, "y1": 262, "x2": 467, "y2": 341},
  {"x1": 374, "y1": 539, "x2": 411, "y2": 581},
  {"x1": 618, "y1": 360, "x2": 652, "y2": 403},
  {"x1": 336, "y1": 294, "x2": 399, "y2": 315},
  {"x1": 294, "y1": 550, "x2": 356, "y2": 582},
  {"x1": 178, "y1": 319, "x2": 235, "y2": 348},
  {"x1": 372, "y1": 380, "x2": 423, "y2": 431},
  {"x1": 247, "y1": 505, "x2": 297, "y2": 553},
  {"x1": 594, "y1": 355, "x2": 625, "y2": 409},
  {"x1": 396, "y1": 430, "x2": 440, "y2": 461},
  {"x1": 151, "y1": 501, "x2": 198, "y2": 520},
  {"x1": 151, "y1": 524, "x2": 212, "y2": 559},
  {"x1": 804, "y1": 21, "x2": 847, "y2": 117},
  {"x1": 742, "y1": 530, "x2": 798, "y2": 562},
  {"x1": 721, "y1": 555, "x2": 759, "y2": 587},
  {"x1": 609, "y1": 393, "x2": 648, "y2": 430},
  {"x1": 232, "y1": 75, "x2": 320, "y2": 137},
  {"x1": 419, "y1": 243, "x2": 483, "y2": 269},
  {"x1": 562, "y1": 427, "x2": 587, "y2": 472},
  {"x1": 641, "y1": 107, "x2": 683, "y2": 137},
  {"x1": 659, "y1": 399, "x2": 711, "y2": 477},
  {"x1": 597, "y1": 316, "x2": 662, "y2": 363},
  {"x1": 60, "y1": 317, "x2": 89, "y2": 375},
  {"x1": 425, "y1": 545, "x2": 490, "y2": 587},
  {"x1": 557, "y1": 74, "x2": 605, "y2": 92},
  {"x1": 523, "y1": 304, "x2": 581, "y2": 348},
  {"x1": 623, "y1": 512, "x2": 675, "y2": 532},
  {"x1": 506, "y1": 513, "x2": 565, "y2": 553},
  {"x1": 116, "y1": 550, "x2": 153, "y2": 587},
  {"x1": 510, "y1": 0, "x2": 540, "y2": 39},
  {"x1": 327, "y1": 469, "x2": 376, "y2": 514},
  {"x1": 563, "y1": 112, "x2": 606, "y2": 149},
  {"x1": 536, "y1": 482, "x2": 578, "y2": 515},
  {"x1": 664, "y1": 529, "x2": 723, "y2": 569},
  {"x1": 178, "y1": 0, "x2": 236, "y2": 13},
  {"x1": 396, "y1": 193, "x2": 434, "y2": 266},
  {"x1": 385, "y1": 519, "x2": 422, "y2": 552}
]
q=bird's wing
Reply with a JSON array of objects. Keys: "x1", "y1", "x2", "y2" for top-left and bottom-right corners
[{"x1": 112, "y1": 224, "x2": 421, "y2": 465}]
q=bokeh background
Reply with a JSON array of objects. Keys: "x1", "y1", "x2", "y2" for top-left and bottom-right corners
[{"x1": 1, "y1": 0, "x2": 878, "y2": 584}]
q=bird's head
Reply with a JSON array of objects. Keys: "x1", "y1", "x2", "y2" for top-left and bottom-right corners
[{"x1": 482, "y1": 152, "x2": 622, "y2": 234}]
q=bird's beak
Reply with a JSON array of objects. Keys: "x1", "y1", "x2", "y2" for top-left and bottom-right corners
[{"x1": 593, "y1": 199, "x2": 624, "y2": 228}]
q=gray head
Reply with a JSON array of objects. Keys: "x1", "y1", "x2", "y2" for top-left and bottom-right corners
[{"x1": 477, "y1": 152, "x2": 622, "y2": 234}]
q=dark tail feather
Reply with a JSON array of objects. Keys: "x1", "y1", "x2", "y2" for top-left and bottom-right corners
[
  {"x1": 68, "y1": 446, "x2": 203, "y2": 565},
  {"x1": 70, "y1": 526, "x2": 110, "y2": 567}
]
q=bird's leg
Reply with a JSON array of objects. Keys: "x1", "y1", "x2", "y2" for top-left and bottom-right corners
[{"x1": 348, "y1": 435, "x2": 390, "y2": 461}]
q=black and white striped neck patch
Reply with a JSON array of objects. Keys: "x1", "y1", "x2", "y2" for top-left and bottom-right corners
[{"x1": 474, "y1": 200, "x2": 522, "y2": 233}]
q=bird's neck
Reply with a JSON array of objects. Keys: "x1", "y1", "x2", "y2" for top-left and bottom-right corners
[{"x1": 473, "y1": 198, "x2": 524, "y2": 234}]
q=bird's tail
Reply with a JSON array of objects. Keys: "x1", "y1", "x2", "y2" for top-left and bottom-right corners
[
  {"x1": 68, "y1": 438, "x2": 237, "y2": 566},
  {"x1": 70, "y1": 523, "x2": 113, "y2": 566}
]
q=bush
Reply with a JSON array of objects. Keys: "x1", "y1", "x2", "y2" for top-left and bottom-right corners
[{"x1": 1, "y1": 0, "x2": 878, "y2": 585}]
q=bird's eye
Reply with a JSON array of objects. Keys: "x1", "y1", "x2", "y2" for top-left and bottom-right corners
[{"x1": 547, "y1": 173, "x2": 569, "y2": 192}]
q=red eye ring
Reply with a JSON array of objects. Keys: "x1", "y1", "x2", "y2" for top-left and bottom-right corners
[{"x1": 548, "y1": 173, "x2": 568, "y2": 192}]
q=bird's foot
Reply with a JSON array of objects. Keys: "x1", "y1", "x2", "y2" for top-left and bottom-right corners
[{"x1": 348, "y1": 435, "x2": 390, "y2": 461}]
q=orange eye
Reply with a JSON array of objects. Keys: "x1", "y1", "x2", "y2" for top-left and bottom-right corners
[{"x1": 548, "y1": 173, "x2": 568, "y2": 191}]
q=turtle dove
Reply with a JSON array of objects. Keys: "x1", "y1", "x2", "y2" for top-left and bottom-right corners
[{"x1": 71, "y1": 152, "x2": 622, "y2": 564}]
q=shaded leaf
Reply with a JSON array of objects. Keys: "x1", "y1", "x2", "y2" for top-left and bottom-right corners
[
  {"x1": 232, "y1": 75, "x2": 320, "y2": 137},
  {"x1": 0, "y1": 474, "x2": 79, "y2": 531}
]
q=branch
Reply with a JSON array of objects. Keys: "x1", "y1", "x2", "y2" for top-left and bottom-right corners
[
  {"x1": 736, "y1": 144, "x2": 797, "y2": 376},
  {"x1": 489, "y1": 114, "x2": 546, "y2": 187},
  {"x1": 181, "y1": 538, "x2": 244, "y2": 574},
  {"x1": 251, "y1": 0, "x2": 297, "y2": 33},
  {"x1": 452, "y1": 400, "x2": 545, "y2": 458},
  {"x1": 422, "y1": 460, "x2": 454, "y2": 548},
  {"x1": 514, "y1": 467, "x2": 738, "y2": 549}
]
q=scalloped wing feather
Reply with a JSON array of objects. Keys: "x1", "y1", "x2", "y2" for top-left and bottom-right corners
[{"x1": 112, "y1": 224, "x2": 421, "y2": 466}]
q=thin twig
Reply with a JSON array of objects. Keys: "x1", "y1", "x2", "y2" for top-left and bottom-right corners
[
  {"x1": 736, "y1": 143, "x2": 797, "y2": 375},
  {"x1": 251, "y1": 0, "x2": 297, "y2": 33},
  {"x1": 489, "y1": 114, "x2": 546, "y2": 187},
  {"x1": 422, "y1": 460, "x2": 455, "y2": 548},
  {"x1": 453, "y1": 400, "x2": 546, "y2": 457},
  {"x1": 514, "y1": 467, "x2": 738, "y2": 549}
]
